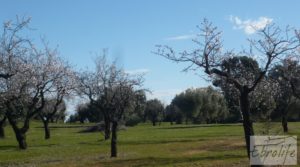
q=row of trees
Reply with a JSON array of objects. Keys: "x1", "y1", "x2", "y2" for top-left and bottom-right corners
[
  {"x1": 75, "y1": 54, "x2": 145, "y2": 157},
  {"x1": 0, "y1": 17, "x2": 146, "y2": 158},
  {"x1": 70, "y1": 86, "x2": 229, "y2": 126},
  {"x1": 71, "y1": 79, "x2": 300, "y2": 129}
]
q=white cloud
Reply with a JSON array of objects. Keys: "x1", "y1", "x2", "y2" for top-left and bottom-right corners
[
  {"x1": 229, "y1": 16, "x2": 273, "y2": 35},
  {"x1": 125, "y1": 68, "x2": 150, "y2": 75},
  {"x1": 164, "y1": 34, "x2": 196, "y2": 41}
]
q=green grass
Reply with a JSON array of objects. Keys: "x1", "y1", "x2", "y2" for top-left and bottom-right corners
[{"x1": 0, "y1": 122, "x2": 299, "y2": 166}]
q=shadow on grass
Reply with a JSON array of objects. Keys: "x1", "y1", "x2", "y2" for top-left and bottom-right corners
[
  {"x1": 100, "y1": 154, "x2": 246, "y2": 167},
  {"x1": 30, "y1": 143, "x2": 58, "y2": 148},
  {"x1": 159, "y1": 124, "x2": 242, "y2": 130},
  {"x1": 0, "y1": 145, "x2": 18, "y2": 151},
  {"x1": 35, "y1": 125, "x2": 93, "y2": 129},
  {"x1": 76, "y1": 138, "x2": 206, "y2": 146},
  {"x1": 118, "y1": 138, "x2": 206, "y2": 145}
]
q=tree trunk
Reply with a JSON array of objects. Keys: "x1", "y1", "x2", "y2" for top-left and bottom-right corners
[
  {"x1": 240, "y1": 89, "x2": 254, "y2": 159},
  {"x1": 0, "y1": 116, "x2": 6, "y2": 139},
  {"x1": 111, "y1": 121, "x2": 118, "y2": 157},
  {"x1": 152, "y1": 120, "x2": 156, "y2": 126},
  {"x1": 43, "y1": 120, "x2": 50, "y2": 139},
  {"x1": 143, "y1": 114, "x2": 147, "y2": 123},
  {"x1": 0, "y1": 125, "x2": 4, "y2": 139},
  {"x1": 104, "y1": 119, "x2": 111, "y2": 140},
  {"x1": 15, "y1": 130, "x2": 27, "y2": 149},
  {"x1": 282, "y1": 116, "x2": 288, "y2": 133},
  {"x1": 206, "y1": 118, "x2": 210, "y2": 124},
  {"x1": 7, "y1": 116, "x2": 28, "y2": 149}
]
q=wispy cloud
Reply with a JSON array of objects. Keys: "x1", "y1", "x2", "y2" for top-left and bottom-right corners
[
  {"x1": 229, "y1": 16, "x2": 273, "y2": 35},
  {"x1": 125, "y1": 68, "x2": 150, "y2": 75},
  {"x1": 164, "y1": 34, "x2": 196, "y2": 41},
  {"x1": 147, "y1": 89, "x2": 183, "y2": 104}
]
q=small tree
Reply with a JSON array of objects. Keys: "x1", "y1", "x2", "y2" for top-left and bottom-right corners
[
  {"x1": 38, "y1": 53, "x2": 75, "y2": 139},
  {"x1": 172, "y1": 89, "x2": 199, "y2": 124},
  {"x1": 108, "y1": 78, "x2": 144, "y2": 157},
  {"x1": 155, "y1": 19, "x2": 300, "y2": 158},
  {"x1": 39, "y1": 99, "x2": 66, "y2": 139},
  {"x1": 77, "y1": 54, "x2": 121, "y2": 140},
  {"x1": 133, "y1": 90, "x2": 147, "y2": 122},
  {"x1": 269, "y1": 59, "x2": 300, "y2": 132}
]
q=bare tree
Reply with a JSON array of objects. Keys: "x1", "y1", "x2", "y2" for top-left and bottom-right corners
[
  {"x1": 77, "y1": 53, "x2": 145, "y2": 156},
  {"x1": 77, "y1": 54, "x2": 122, "y2": 140},
  {"x1": 108, "y1": 72, "x2": 144, "y2": 157},
  {"x1": 39, "y1": 99, "x2": 66, "y2": 139},
  {"x1": 38, "y1": 49, "x2": 75, "y2": 139},
  {"x1": 0, "y1": 17, "x2": 31, "y2": 80},
  {"x1": 269, "y1": 59, "x2": 300, "y2": 132},
  {"x1": 155, "y1": 19, "x2": 300, "y2": 158}
]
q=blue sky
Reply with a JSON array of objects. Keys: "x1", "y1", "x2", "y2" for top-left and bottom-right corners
[{"x1": 1, "y1": 0, "x2": 300, "y2": 111}]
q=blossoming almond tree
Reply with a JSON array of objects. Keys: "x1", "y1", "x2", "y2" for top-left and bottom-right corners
[{"x1": 0, "y1": 17, "x2": 75, "y2": 149}]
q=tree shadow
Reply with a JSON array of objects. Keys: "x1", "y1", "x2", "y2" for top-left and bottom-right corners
[
  {"x1": 99, "y1": 154, "x2": 246, "y2": 167},
  {"x1": 159, "y1": 124, "x2": 242, "y2": 130},
  {"x1": 118, "y1": 138, "x2": 206, "y2": 145},
  {"x1": 0, "y1": 145, "x2": 18, "y2": 151}
]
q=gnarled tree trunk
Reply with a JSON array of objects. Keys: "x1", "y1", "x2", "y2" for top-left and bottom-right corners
[
  {"x1": 7, "y1": 115, "x2": 29, "y2": 149},
  {"x1": 0, "y1": 126, "x2": 4, "y2": 139},
  {"x1": 282, "y1": 116, "x2": 288, "y2": 133},
  {"x1": 240, "y1": 89, "x2": 254, "y2": 159},
  {"x1": 43, "y1": 120, "x2": 50, "y2": 139},
  {"x1": 40, "y1": 114, "x2": 51, "y2": 140},
  {"x1": 110, "y1": 121, "x2": 118, "y2": 157},
  {"x1": 11, "y1": 124, "x2": 27, "y2": 149},
  {"x1": 152, "y1": 120, "x2": 156, "y2": 126},
  {"x1": 104, "y1": 118, "x2": 111, "y2": 140},
  {"x1": 15, "y1": 130, "x2": 27, "y2": 149},
  {"x1": 0, "y1": 116, "x2": 7, "y2": 138}
]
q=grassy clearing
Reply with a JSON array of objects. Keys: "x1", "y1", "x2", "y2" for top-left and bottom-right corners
[{"x1": 0, "y1": 122, "x2": 299, "y2": 166}]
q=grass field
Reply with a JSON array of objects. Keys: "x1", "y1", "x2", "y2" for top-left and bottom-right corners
[{"x1": 0, "y1": 122, "x2": 299, "y2": 167}]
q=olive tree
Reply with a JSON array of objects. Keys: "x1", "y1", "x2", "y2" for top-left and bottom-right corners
[
  {"x1": 155, "y1": 19, "x2": 300, "y2": 158},
  {"x1": 145, "y1": 99, "x2": 164, "y2": 126}
]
